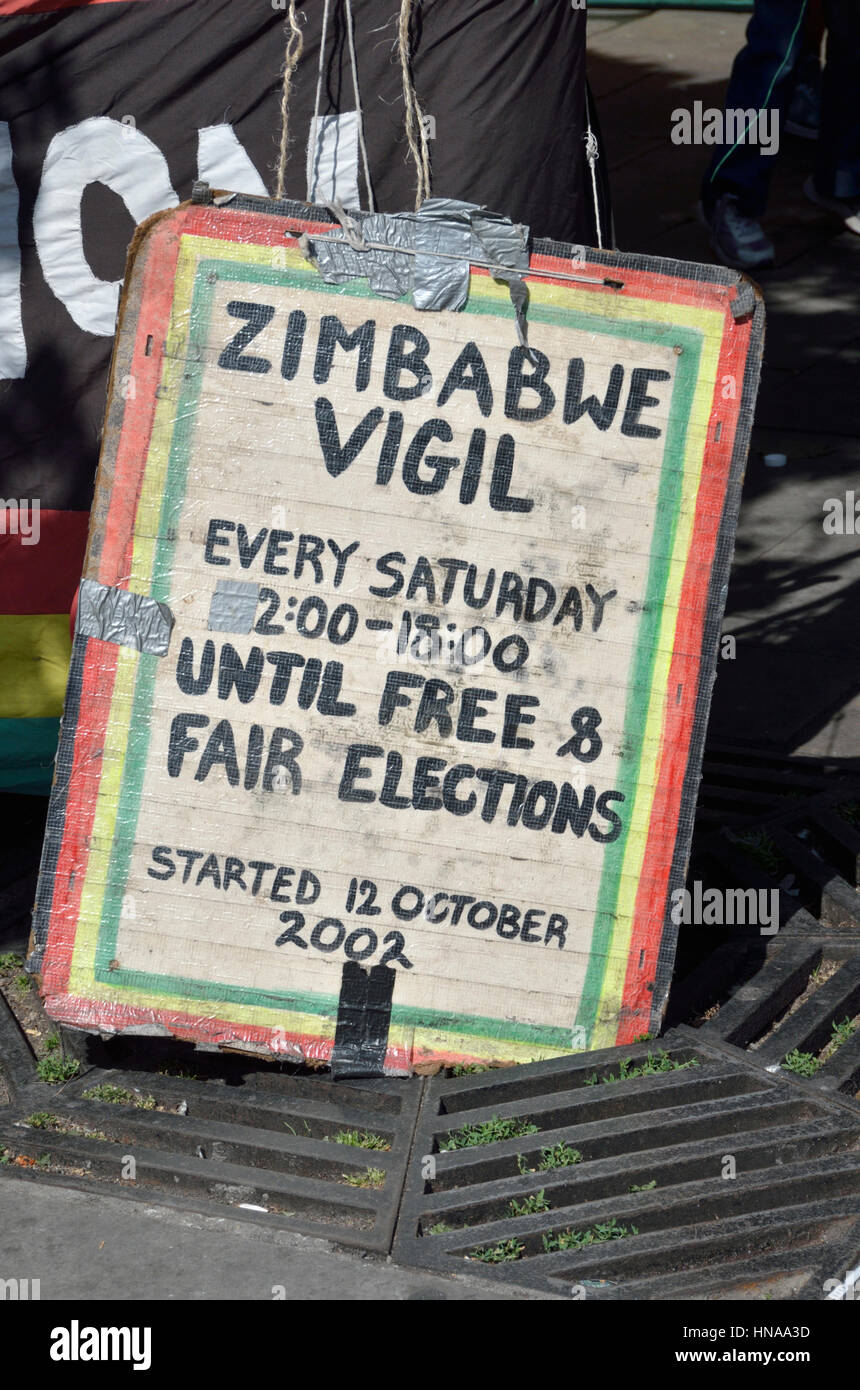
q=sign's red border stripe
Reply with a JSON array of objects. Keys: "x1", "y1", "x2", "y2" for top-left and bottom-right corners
[
  {"x1": 100, "y1": 214, "x2": 187, "y2": 587},
  {"x1": 41, "y1": 639, "x2": 119, "y2": 996},
  {"x1": 43, "y1": 990, "x2": 339, "y2": 1059},
  {"x1": 617, "y1": 306, "x2": 751, "y2": 1040},
  {"x1": 42, "y1": 213, "x2": 186, "y2": 999}
]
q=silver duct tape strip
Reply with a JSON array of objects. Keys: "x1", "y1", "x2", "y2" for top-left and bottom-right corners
[
  {"x1": 312, "y1": 211, "x2": 414, "y2": 299},
  {"x1": 208, "y1": 578, "x2": 261, "y2": 633},
  {"x1": 466, "y1": 205, "x2": 531, "y2": 352},
  {"x1": 470, "y1": 208, "x2": 530, "y2": 276},
  {"x1": 77, "y1": 578, "x2": 174, "y2": 656},
  {"x1": 351, "y1": 212, "x2": 414, "y2": 298},
  {"x1": 732, "y1": 279, "x2": 757, "y2": 321},
  {"x1": 308, "y1": 198, "x2": 530, "y2": 318},
  {"x1": 412, "y1": 199, "x2": 473, "y2": 311},
  {"x1": 506, "y1": 275, "x2": 531, "y2": 354}
]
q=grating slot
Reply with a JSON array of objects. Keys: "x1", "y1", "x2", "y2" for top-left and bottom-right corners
[
  {"x1": 435, "y1": 1046, "x2": 704, "y2": 1114},
  {"x1": 425, "y1": 1093, "x2": 824, "y2": 1191},
  {"x1": 804, "y1": 810, "x2": 860, "y2": 889},
  {"x1": 770, "y1": 827, "x2": 860, "y2": 931},
  {"x1": 561, "y1": 1252, "x2": 820, "y2": 1302},
  {"x1": 536, "y1": 1208, "x2": 854, "y2": 1286},
  {"x1": 60, "y1": 1069, "x2": 403, "y2": 1143},
  {"x1": 817, "y1": 1027, "x2": 860, "y2": 1095},
  {"x1": 109, "y1": 1063, "x2": 408, "y2": 1113},
  {"x1": 753, "y1": 958, "x2": 860, "y2": 1064},
  {"x1": 704, "y1": 941, "x2": 822, "y2": 1047},
  {"x1": 710, "y1": 835, "x2": 821, "y2": 935},
  {"x1": 448, "y1": 1205, "x2": 857, "y2": 1288},
  {"x1": 430, "y1": 1067, "x2": 767, "y2": 1155}
]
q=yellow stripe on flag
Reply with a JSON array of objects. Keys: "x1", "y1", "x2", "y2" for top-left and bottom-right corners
[{"x1": 0, "y1": 614, "x2": 71, "y2": 718}]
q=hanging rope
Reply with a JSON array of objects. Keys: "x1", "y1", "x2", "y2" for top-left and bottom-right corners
[
  {"x1": 344, "y1": 0, "x2": 376, "y2": 211},
  {"x1": 397, "y1": 0, "x2": 431, "y2": 209},
  {"x1": 274, "y1": 0, "x2": 304, "y2": 200},
  {"x1": 307, "y1": 0, "x2": 333, "y2": 201},
  {"x1": 584, "y1": 85, "x2": 603, "y2": 249},
  {"x1": 276, "y1": 1, "x2": 424, "y2": 211}
]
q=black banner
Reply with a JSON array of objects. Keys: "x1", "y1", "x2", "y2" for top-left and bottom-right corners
[{"x1": 0, "y1": 0, "x2": 596, "y2": 513}]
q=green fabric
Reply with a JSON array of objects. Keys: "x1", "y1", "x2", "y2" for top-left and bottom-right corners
[{"x1": 0, "y1": 717, "x2": 59, "y2": 795}]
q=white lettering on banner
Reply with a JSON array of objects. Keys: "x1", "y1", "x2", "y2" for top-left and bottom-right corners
[
  {"x1": 197, "y1": 125, "x2": 268, "y2": 198},
  {"x1": 9, "y1": 121, "x2": 270, "y2": 356},
  {"x1": 33, "y1": 116, "x2": 178, "y2": 335},
  {"x1": 0, "y1": 122, "x2": 26, "y2": 380}
]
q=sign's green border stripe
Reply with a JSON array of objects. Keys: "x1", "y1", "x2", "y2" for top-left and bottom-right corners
[
  {"x1": 574, "y1": 330, "x2": 698, "y2": 1034},
  {"x1": 92, "y1": 256, "x2": 700, "y2": 1049}
]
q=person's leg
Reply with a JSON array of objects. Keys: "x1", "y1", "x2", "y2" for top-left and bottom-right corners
[
  {"x1": 811, "y1": 0, "x2": 860, "y2": 206},
  {"x1": 702, "y1": 0, "x2": 808, "y2": 217},
  {"x1": 786, "y1": 0, "x2": 825, "y2": 139},
  {"x1": 801, "y1": 0, "x2": 826, "y2": 54}
]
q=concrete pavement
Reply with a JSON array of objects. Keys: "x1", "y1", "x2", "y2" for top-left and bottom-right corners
[{"x1": 0, "y1": 1178, "x2": 552, "y2": 1300}]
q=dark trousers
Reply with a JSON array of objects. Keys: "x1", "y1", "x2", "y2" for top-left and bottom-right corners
[{"x1": 702, "y1": 0, "x2": 860, "y2": 215}]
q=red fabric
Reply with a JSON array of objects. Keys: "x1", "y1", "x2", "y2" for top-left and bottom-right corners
[
  {"x1": 0, "y1": 1, "x2": 156, "y2": 14},
  {"x1": 0, "y1": 509, "x2": 88, "y2": 614}
]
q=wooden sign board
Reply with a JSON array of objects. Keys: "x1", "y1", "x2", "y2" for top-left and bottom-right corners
[{"x1": 31, "y1": 196, "x2": 763, "y2": 1073}]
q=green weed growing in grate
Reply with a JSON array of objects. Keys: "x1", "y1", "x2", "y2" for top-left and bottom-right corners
[
  {"x1": 542, "y1": 1217, "x2": 637, "y2": 1253},
  {"x1": 468, "y1": 1238, "x2": 524, "y2": 1263},
  {"x1": 584, "y1": 1050, "x2": 699, "y2": 1086},
  {"x1": 441, "y1": 1115, "x2": 538, "y2": 1150}
]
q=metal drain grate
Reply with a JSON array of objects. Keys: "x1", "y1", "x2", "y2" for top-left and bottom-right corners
[
  {"x1": 392, "y1": 1031, "x2": 860, "y2": 1298},
  {"x1": 2, "y1": 764, "x2": 859, "y2": 1290},
  {"x1": 697, "y1": 942, "x2": 860, "y2": 1094},
  {"x1": 711, "y1": 819, "x2": 860, "y2": 941},
  {"x1": 666, "y1": 790, "x2": 860, "y2": 1070},
  {"x1": 0, "y1": 1031, "x2": 420, "y2": 1251},
  {"x1": 695, "y1": 745, "x2": 860, "y2": 833}
]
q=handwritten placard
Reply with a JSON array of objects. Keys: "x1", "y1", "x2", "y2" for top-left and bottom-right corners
[{"x1": 32, "y1": 198, "x2": 763, "y2": 1071}]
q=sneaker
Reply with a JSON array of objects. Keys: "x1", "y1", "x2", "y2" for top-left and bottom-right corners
[
  {"x1": 786, "y1": 57, "x2": 821, "y2": 139},
  {"x1": 804, "y1": 176, "x2": 860, "y2": 234},
  {"x1": 698, "y1": 195, "x2": 776, "y2": 271}
]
